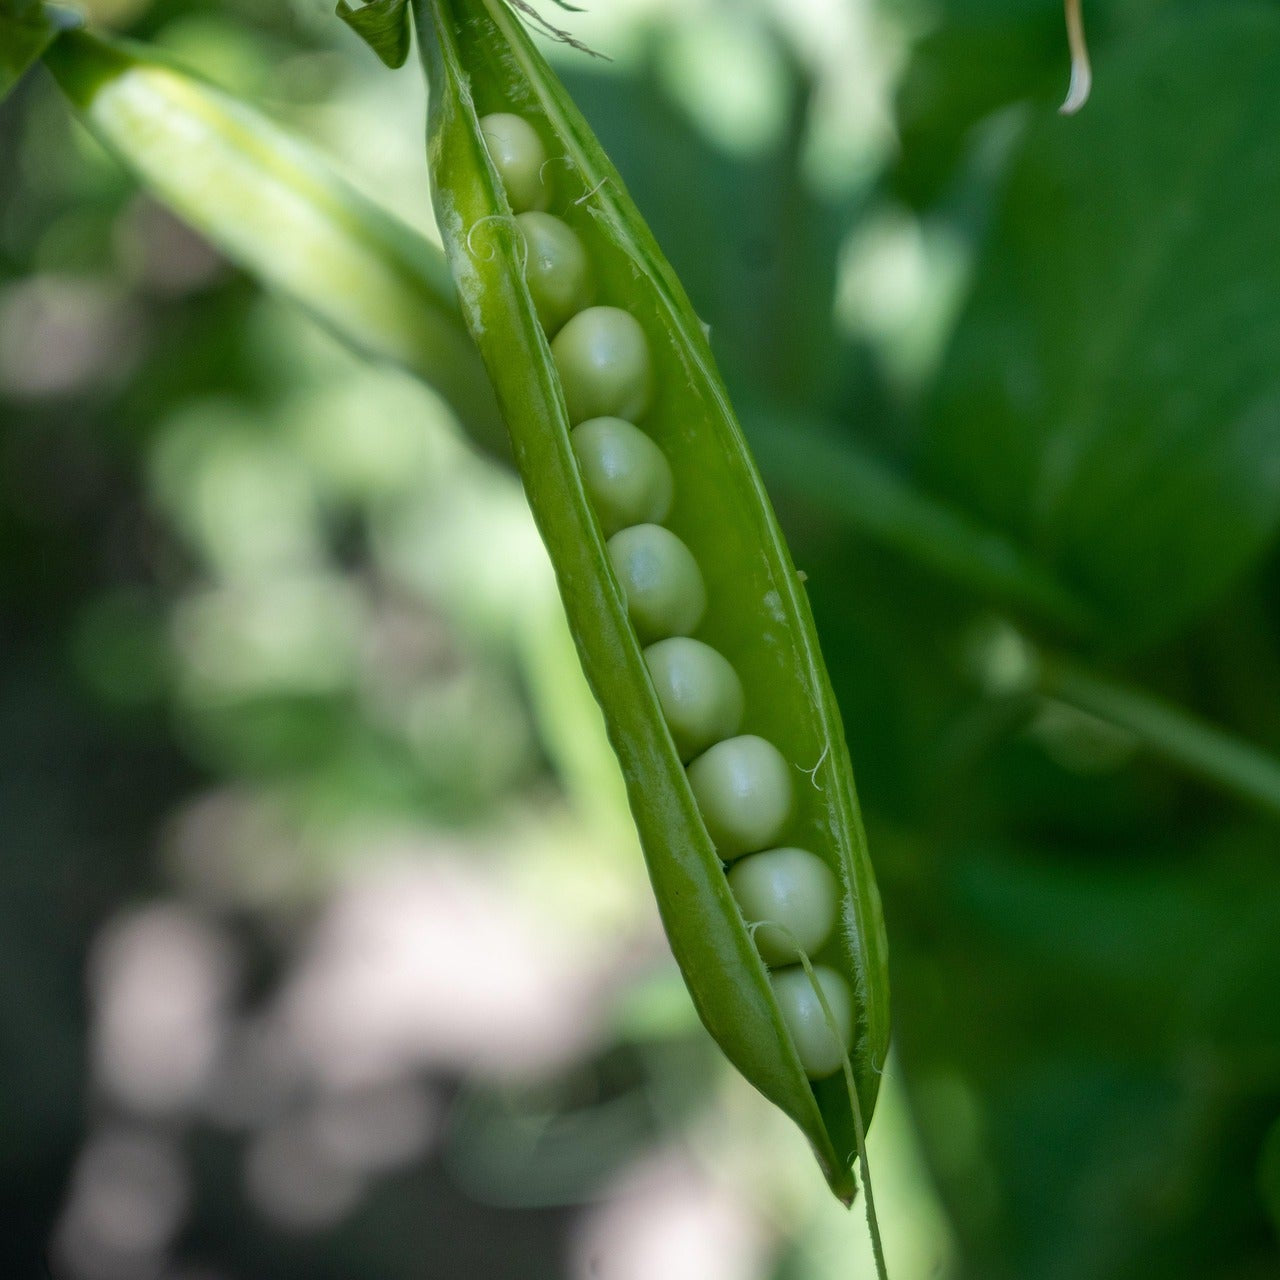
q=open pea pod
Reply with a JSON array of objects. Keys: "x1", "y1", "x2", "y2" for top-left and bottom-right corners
[{"x1": 408, "y1": 0, "x2": 889, "y2": 1201}]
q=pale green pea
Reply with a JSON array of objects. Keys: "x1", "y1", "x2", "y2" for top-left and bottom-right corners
[
  {"x1": 478, "y1": 112, "x2": 549, "y2": 213},
  {"x1": 516, "y1": 211, "x2": 592, "y2": 335},
  {"x1": 687, "y1": 734, "x2": 792, "y2": 860},
  {"x1": 643, "y1": 637, "x2": 744, "y2": 762},
  {"x1": 607, "y1": 524, "x2": 706, "y2": 643},
  {"x1": 769, "y1": 965, "x2": 853, "y2": 1080},
  {"x1": 551, "y1": 306, "x2": 653, "y2": 424},
  {"x1": 728, "y1": 847, "x2": 838, "y2": 966},
  {"x1": 571, "y1": 417, "x2": 673, "y2": 537}
]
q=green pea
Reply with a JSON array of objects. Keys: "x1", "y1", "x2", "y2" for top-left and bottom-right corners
[
  {"x1": 643, "y1": 637, "x2": 744, "y2": 762},
  {"x1": 728, "y1": 847, "x2": 838, "y2": 966},
  {"x1": 478, "y1": 112, "x2": 549, "y2": 213},
  {"x1": 516, "y1": 212, "x2": 592, "y2": 335},
  {"x1": 769, "y1": 965, "x2": 853, "y2": 1080},
  {"x1": 607, "y1": 524, "x2": 706, "y2": 643},
  {"x1": 571, "y1": 417, "x2": 673, "y2": 537},
  {"x1": 551, "y1": 306, "x2": 653, "y2": 424},
  {"x1": 687, "y1": 734, "x2": 792, "y2": 860}
]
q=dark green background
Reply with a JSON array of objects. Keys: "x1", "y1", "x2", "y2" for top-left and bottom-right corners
[{"x1": 3, "y1": 0, "x2": 1279, "y2": 1276}]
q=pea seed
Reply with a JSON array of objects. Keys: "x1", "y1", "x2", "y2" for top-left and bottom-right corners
[
  {"x1": 516, "y1": 212, "x2": 592, "y2": 335},
  {"x1": 687, "y1": 734, "x2": 792, "y2": 859},
  {"x1": 572, "y1": 417, "x2": 673, "y2": 536},
  {"x1": 478, "y1": 112, "x2": 549, "y2": 213},
  {"x1": 769, "y1": 965, "x2": 853, "y2": 1080},
  {"x1": 551, "y1": 306, "x2": 653, "y2": 424},
  {"x1": 607, "y1": 524, "x2": 706, "y2": 643},
  {"x1": 643, "y1": 637, "x2": 744, "y2": 762},
  {"x1": 728, "y1": 847, "x2": 838, "y2": 965}
]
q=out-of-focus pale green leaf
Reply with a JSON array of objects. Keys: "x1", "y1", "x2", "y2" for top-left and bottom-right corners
[
  {"x1": 42, "y1": 29, "x2": 504, "y2": 450},
  {"x1": 920, "y1": 7, "x2": 1280, "y2": 645},
  {"x1": 336, "y1": 0, "x2": 411, "y2": 69}
]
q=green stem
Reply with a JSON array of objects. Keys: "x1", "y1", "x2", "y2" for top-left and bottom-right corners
[{"x1": 1038, "y1": 652, "x2": 1280, "y2": 817}]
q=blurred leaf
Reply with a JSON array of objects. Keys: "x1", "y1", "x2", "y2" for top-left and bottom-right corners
[
  {"x1": 892, "y1": 0, "x2": 1064, "y2": 208},
  {"x1": 336, "y1": 0, "x2": 411, "y2": 69},
  {"x1": 559, "y1": 60, "x2": 854, "y2": 412},
  {"x1": 896, "y1": 834, "x2": 1280, "y2": 1278},
  {"x1": 920, "y1": 7, "x2": 1280, "y2": 645},
  {"x1": 890, "y1": 0, "x2": 1227, "y2": 208}
]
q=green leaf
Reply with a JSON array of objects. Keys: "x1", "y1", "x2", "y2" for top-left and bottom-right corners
[
  {"x1": 919, "y1": 7, "x2": 1280, "y2": 646},
  {"x1": 0, "y1": 1, "x2": 77, "y2": 103},
  {"x1": 897, "y1": 835, "x2": 1280, "y2": 1275},
  {"x1": 336, "y1": 0, "x2": 411, "y2": 69}
]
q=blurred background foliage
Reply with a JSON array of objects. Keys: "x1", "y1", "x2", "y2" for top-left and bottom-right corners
[{"x1": 2, "y1": 0, "x2": 1280, "y2": 1277}]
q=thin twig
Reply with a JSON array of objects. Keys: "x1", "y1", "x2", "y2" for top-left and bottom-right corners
[{"x1": 1060, "y1": 0, "x2": 1092, "y2": 114}]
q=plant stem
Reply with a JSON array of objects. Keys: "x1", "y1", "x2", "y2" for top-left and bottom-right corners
[{"x1": 1037, "y1": 652, "x2": 1280, "y2": 817}]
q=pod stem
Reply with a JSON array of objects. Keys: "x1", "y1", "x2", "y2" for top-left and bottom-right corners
[
  {"x1": 747, "y1": 916, "x2": 889, "y2": 1267},
  {"x1": 1060, "y1": 0, "x2": 1092, "y2": 115},
  {"x1": 792, "y1": 944, "x2": 889, "y2": 1279}
]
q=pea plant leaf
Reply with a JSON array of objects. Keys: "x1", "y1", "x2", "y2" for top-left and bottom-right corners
[
  {"x1": 0, "y1": 0, "x2": 75, "y2": 103},
  {"x1": 896, "y1": 834, "x2": 1280, "y2": 1276},
  {"x1": 336, "y1": 0, "x2": 411, "y2": 68},
  {"x1": 918, "y1": 6, "x2": 1280, "y2": 646}
]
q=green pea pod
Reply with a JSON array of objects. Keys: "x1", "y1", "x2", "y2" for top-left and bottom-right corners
[
  {"x1": 42, "y1": 28, "x2": 502, "y2": 450},
  {"x1": 412, "y1": 0, "x2": 889, "y2": 1202}
]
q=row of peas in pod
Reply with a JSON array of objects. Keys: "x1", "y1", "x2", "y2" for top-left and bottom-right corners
[{"x1": 479, "y1": 113, "x2": 854, "y2": 1081}]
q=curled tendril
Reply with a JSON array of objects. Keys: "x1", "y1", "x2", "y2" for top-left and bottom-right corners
[
  {"x1": 538, "y1": 154, "x2": 577, "y2": 185},
  {"x1": 465, "y1": 213, "x2": 513, "y2": 262},
  {"x1": 1061, "y1": 0, "x2": 1092, "y2": 115},
  {"x1": 798, "y1": 744, "x2": 829, "y2": 791}
]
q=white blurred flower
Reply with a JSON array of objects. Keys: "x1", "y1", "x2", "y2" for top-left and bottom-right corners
[
  {"x1": 89, "y1": 905, "x2": 236, "y2": 1114},
  {"x1": 572, "y1": 1149, "x2": 770, "y2": 1280},
  {"x1": 275, "y1": 851, "x2": 614, "y2": 1088}
]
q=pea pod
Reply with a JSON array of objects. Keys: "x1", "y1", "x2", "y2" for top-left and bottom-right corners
[
  {"x1": 41, "y1": 28, "x2": 503, "y2": 451},
  {"x1": 407, "y1": 0, "x2": 890, "y2": 1203}
]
